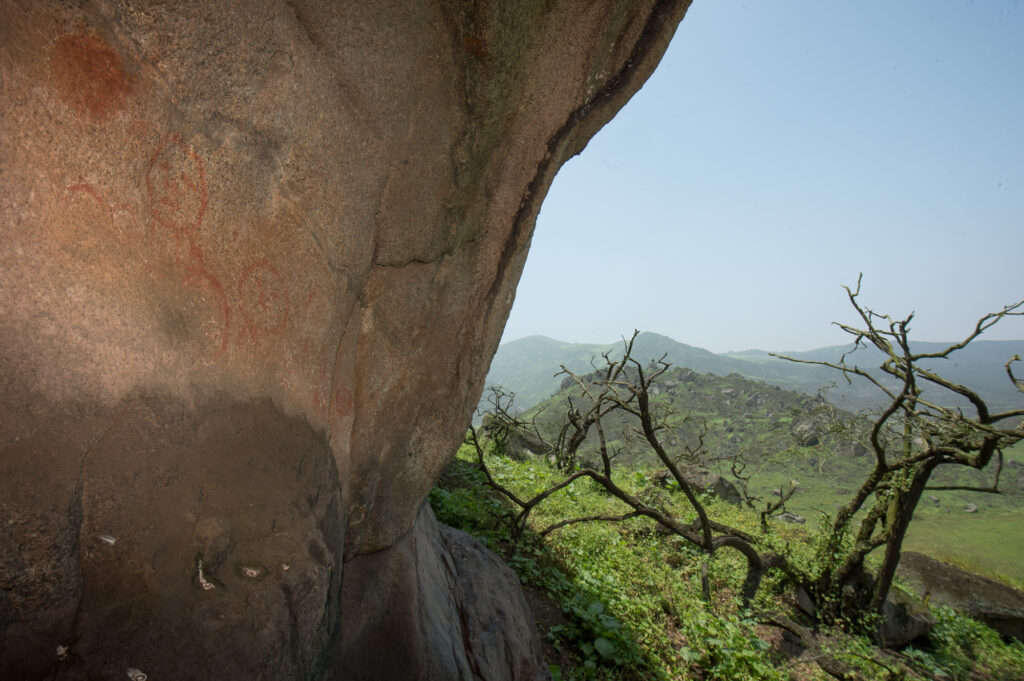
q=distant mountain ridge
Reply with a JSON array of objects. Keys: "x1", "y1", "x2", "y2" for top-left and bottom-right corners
[{"x1": 484, "y1": 332, "x2": 1024, "y2": 414}]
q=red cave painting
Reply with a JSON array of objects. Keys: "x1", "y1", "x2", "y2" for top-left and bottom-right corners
[
  {"x1": 311, "y1": 377, "x2": 353, "y2": 420},
  {"x1": 49, "y1": 32, "x2": 133, "y2": 122},
  {"x1": 65, "y1": 182, "x2": 107, "y2": 211},
  {"x1": 64, "y1": 183, "x2": 139, "y2": 229},
  {"x1": 312, "y1": 385, "x2": 330, "y2": 415},
  {"x1": 308, "y1": 364, "x2": 354, "y2": 420},
  {"x1": 237, "y1": 259, "x2": 290, "y2": 340},
  {"x1": 143, "y1": 134, "x2": 228, "y2": 356},
  {"x1": 332, "y1": 382, "x2": 354, "y2": 419},
  {"x1": 146, "y1": 134, "x2": 208, "y2": 236},
  {"x1": 182, "y1": 259, "x2": 231, "y2": 357}
]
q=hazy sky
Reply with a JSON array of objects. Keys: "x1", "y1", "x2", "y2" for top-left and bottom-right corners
[{"x1": 501, "y1": 1, "x2": 1024, "y2": 353}]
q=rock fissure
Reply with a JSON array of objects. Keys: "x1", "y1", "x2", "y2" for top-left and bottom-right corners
[{"x1": 372, "y1": 256, "x2": 444, "y2": 269}]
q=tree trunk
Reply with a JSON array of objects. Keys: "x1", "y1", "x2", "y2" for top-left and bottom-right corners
[{"x1": 869, "y1": 460, "x2": 941, "y2": 616}]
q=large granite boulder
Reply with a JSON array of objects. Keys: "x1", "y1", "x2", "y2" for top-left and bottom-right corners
[
  {"x1": 898, "y1": 551, "x2": 1024, "y2": 643},
  {"x1": 0, "y1": 1, "x2": 689, "y2": 679}
]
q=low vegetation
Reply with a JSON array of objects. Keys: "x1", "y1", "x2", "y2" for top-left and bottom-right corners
[
  {"x1": 433, "y1": 284, "x2": 1024, "y2": 679},
  {"x1": 432, "y1": 445, "x2": 1024, "y2": 680}
]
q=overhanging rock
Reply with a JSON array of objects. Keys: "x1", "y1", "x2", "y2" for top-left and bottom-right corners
[{"x1": 0, "y1": 1, "x2": 690, "y2": 678}]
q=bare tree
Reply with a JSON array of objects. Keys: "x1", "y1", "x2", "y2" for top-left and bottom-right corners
[
  {"x1": 470, "y1": 332, "x2": 793, "y2": 605},
  {"x1": 469, "y1": 282, "x2": 1022, "y2": 651},
  {"x1": 773, "y1": 276, "x2": 1024, "y2": 627}
]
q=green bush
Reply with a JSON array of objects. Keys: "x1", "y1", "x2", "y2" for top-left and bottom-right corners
[{"x1": 430, "y1": 441, "x2": 1024, "y2": 681}]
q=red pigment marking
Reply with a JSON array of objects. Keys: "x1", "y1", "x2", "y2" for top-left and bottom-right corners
[
  {"x1": 146, "y1": 134, "x2": 208, "y2": 236},
  {"x1": 182, "y1": 260, "x2": 231, "y2": 357},
  {"x1": 128, "y1": 118, "x2": 149, "y2": 137},
  {"x1": 237, "y1": 259, "x2": 290, "y2": 340},
  {"x1": 65, "y1": 183, "x2": 110, "y2": 216},
  {"x1": 332, "y1": 383, "x2": 354, "y2": 418},
  {"x1": 49, "y1": 32, "x2": 133, "y2": 122},
  {"x1": 464, "y1": 35, "x2": 486, "y2": 60},
  {"x1": 66, "y1": 183, "x2": 138, "y2": 228},
  {"x1": 312, "y1": 386, "x2": 329, "y2": 415},
  {"x1": 305, "y1": 352, "x2": 331, "y2": 415}
]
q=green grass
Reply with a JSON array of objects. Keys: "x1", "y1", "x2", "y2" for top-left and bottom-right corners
[
  {"x1": 431, "y1": 442, "x2": 1024, "y2": 680},
  {"x1": 904, "y1": 510, "x2": 1024, "y2": 590},
  {"x1": 742, "y1": 438, "x2": 1024, "y2": 589}
]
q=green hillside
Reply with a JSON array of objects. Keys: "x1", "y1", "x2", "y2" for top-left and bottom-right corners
[
  {"x1": 438, "y1": 371, "x2": 1024, "y2": 681},
  {"x1": 486, "y1": 332, "x2": 1024, "y2": 414},
  {"x1": 485, "y1": 332, "x2": 805, "y2": 413},
  {"x1": 470, "y1": 329, "x2": 1024, "y2": 680},
  {"x1": 727, "y1": 339, "x2": 1024, "y2": 415},
  {"x1": 517, "y1": 365, "x2": 1024, "y2": 587},
  {"x1": 484, "y1": 336, "x2": 613, "y2": 410}
]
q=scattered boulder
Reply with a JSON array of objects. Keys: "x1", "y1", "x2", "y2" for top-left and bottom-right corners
[
  {"x1": 964, "y1": 502, "x2": 979, "y2": 513},
  {"x1": 836, "y1": 440, "x2": 868, "y2": 458},
  {"x1": 790, "y1": 420, "x2": 821, "y2": 447},
  {"x1": 507, "y1": 429, "x2": 552, "y2": 460},
  {"x1": 340, "y1": 505, "x2": 547, "y2": 681},
  {"x1": 652, "y1": 468, "x2": 743, "y2": 506},
  {"x1": 479, "y1": 416, "x2": 552, "y2": 461},
  {"x1": 773, "y1": 512, "x2": 806, "y2": 525},
  {"x1": 878, "y1": 587, "x2": 936, "y2": 649},
  {"x1": 898, "y1": 551, "x2": 1024, "y2": 642},
  {"x1": 1005, "y1": 460, "x2": 1024, "y2": 490},
  {"x1": 793, "y1": 585, "x2": 816, "y2": 617}
]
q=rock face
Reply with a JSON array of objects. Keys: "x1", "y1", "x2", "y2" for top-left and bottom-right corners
[
  {"x1": 878, "y1": 587, "x2": 935, "y2": 649},
  {"x1": 898, "y1": 551, "x2": 1024, "y2": 643},
  {"x1": 0, "y1": 1, "x2": 689, "y2": 678},
  {"x1": 340, "y1": 504, "x2": 545, "y2": 681},
  {"x1": 653, "y1": 467, "x2": 743, "y2": 506},
  {"x1": 479, "y1": 414, "x2": 553, "y2": 460}
]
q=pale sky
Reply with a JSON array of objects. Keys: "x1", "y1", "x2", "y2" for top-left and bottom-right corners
[{"x1": 501, "y1": 0, "x2": 1024, "y2": 353}]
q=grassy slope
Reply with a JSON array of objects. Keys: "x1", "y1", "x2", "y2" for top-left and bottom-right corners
[
  {"x1": 523, "y1": 368, "x2": 1024, "y2": 588},
  {"x1": 432, "y1": 445, "x2": 1024, "y2": 680},
  {"x1": 750, "y1": 440, "x2": 1024, "y2": 589},
  {"x1": 903, "y1": 440, "x2": 1024, "y2": 589}
]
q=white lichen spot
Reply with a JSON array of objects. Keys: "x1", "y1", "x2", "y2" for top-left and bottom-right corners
[
  {"x1": 56, "y1": 645, "x2": 68, "y2": 660},
  {"x1": 197, "y1": 558, "x2": 215, "y2": 591},
  {"x1": 126, "y1": 668, "x2": 148, "y2": 681},
  {"x1": 98, "y1": 534, "x2": 116, "y2": 545},
  {"x1": 242, "y1": 566, "x2": 261, "y2": 579},
  {"x1": 281, "y1": 563, "x2": 290, "y2": 571}
]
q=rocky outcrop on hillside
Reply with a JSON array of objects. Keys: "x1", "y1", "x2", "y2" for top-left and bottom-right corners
[
  {"x1": 0, "y1": 1, "x2": 689, "y2": 678},
  {"x1": 897, "y1": 552, "x2": 1024, "y2": 643},
  {"x1": 653, "y1": 467, "x2": 743, "y2": 506}
]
